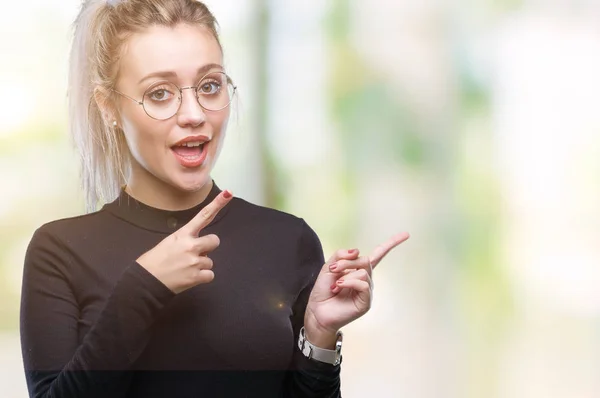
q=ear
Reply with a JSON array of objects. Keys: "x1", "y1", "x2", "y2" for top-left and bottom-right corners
[{"x1": 93, "y1": 86, "x2": 118, "y2": 127}]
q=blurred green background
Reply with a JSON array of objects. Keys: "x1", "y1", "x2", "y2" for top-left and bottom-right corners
[{"x1": 2, "y1": 0, "x2": 600, "y2": 397}]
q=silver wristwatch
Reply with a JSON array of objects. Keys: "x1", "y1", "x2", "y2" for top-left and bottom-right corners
[{"x1": 297, "y1": 326, "x2": 343, "y2": 366}]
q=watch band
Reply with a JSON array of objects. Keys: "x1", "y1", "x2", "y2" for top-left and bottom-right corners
[{"x1": 297, "y1": 326, "x2": 343, "y2": 366}]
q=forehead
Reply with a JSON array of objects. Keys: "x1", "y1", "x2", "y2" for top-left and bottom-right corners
[{"x1": 118, "y1": 23, "x2": 222, "y2": 84}]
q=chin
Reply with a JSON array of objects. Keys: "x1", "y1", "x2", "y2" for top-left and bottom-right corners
[{"x1": 172, "y1": 173, "x2": 212, "y2": 193}]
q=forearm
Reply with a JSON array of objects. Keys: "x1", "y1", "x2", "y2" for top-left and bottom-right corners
[
  {"x1": 284, "y1": 350, "x2": 341, "y2": 398},
  {"x1": 284, "y1": 220, "x2": 342, "y2": 397},
  {"x1": 22, "y1": 261, "x2": 174, "y2": 398}
]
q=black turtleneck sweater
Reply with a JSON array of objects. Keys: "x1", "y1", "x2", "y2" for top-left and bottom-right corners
[{"x1": 20, "y1": 181, "x2": 341, "y2": 398}]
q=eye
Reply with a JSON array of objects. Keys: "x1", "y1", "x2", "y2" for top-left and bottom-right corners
[
  {"x1": 145, "y1": 83, "x2": 177, "y2": 102},
  {"x1": 198, "y1": 80, "x2": 221, "y2": 95}
]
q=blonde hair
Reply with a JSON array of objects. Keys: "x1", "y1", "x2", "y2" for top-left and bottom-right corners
[{"x1": 69, "y1": 0, "x2": 222, "y2": 212}]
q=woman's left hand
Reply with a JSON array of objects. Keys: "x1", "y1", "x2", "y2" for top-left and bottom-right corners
[{"x1": 303, "y1": 232, "x2": 410, "y2": 346}]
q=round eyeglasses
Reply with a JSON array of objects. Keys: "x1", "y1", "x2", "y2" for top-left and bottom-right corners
[{"x1": 112, "y1": 71, "x2": 237, "y2": 120}]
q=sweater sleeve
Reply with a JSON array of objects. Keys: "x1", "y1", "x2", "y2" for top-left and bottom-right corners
[
  {"x1": 284, "y1": 220, "x2": 342, "y2": 398},
  {"x1": 20, "y1": 227, "x2": 175, "y2": 398}
]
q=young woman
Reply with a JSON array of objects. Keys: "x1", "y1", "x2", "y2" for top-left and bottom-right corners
[{"x1": 19, "y1": 0, "x2": 409, "y2": 397}]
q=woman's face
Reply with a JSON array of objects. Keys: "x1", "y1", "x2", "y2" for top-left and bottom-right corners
[{"x1": 114, "y1": 23, "x2": 229, "y2": 194}]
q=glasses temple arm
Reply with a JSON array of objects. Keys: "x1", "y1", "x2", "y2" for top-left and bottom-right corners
[{"x1": 111, "y1": 89, "x2": 143, "y2": 105}]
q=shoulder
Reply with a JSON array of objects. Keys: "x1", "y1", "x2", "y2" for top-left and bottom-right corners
[
  {"x1": 227, "y1": 196, "x2": 301, "y2": 227},
  {"x1": 227, "y1": 197, "x2": 323, "y2": 256},
  {"x1": 26, "y1": 208, "x2": 110, "y2": 257}
]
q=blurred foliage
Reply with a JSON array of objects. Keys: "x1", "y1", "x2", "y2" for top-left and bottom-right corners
[
  {"x1": 454, "y1": 42, "x2": 515, "y2": 397},
  {"x1": 324, "y1": 0, "x2": 426, "y2": 250},
  {"x1": 325, "y1": 1, "x2": 514, "y2": 396},
  {"x1": 327, "y1": 0, "x2": 424, "y2": 171},
  {"x1": 0, "y1": 124, "x2": 66, "y2": 156}
]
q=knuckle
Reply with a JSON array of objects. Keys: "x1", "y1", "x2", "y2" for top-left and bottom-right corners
[
  {"x1": 169, "y1": 232, "x2": 181, "y2": 243},
  {"x1": 185, "y1": 239, "x2": 197, "y2": 253},
  {"x1": 202, "y1": 233, "x2": 219, "y2": 248},
  {"x1": 187, "y1": 253, "x2": 200, "y2": 266},
  {"x1": 357, "y1": 269, "x2": 369, "y2": 279},
  {"x1": 206, "y1": 271, "x2": 215, "y2": 283},
  {"x1": 196, "y1": 269, "x2": 215, "y2": 284},
  {"x1": 199, "y1": 257, "x2": 213, "y2": 270},
  {"x1": 197, "y1": 234, "x2": 220, "y2": 252},
  {"x1": 199, "y1": 207, "x2": 212, "y2": 220}
]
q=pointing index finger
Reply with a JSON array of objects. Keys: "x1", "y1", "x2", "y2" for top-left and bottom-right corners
[
  {"x1": 182, "y1": 190, "x2": 233, "y2": 235},
  {"x1": 369, "y1": 231, "x2": 410, "y2": 269}
]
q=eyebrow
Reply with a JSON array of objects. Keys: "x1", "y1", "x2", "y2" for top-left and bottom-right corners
[{"x1": 138, "y1": 63, "x2": 224, "y2": 85}]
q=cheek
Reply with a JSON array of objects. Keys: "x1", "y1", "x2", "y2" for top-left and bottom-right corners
[
  {"x1": 209, "y1": 111, "x2": 230, "y2": 142},
  {"x1": 121, "y1": 112, "x2": 166, "y2": 163}
]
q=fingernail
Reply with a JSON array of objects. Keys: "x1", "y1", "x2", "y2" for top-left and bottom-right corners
[
  {"x1": 336, "y1": 279, "x2": 344, "y2": 285},
  {"x1": 348, "y1": 249, "x2": 358, "y2": 254},
  {"x1": 329, "y1": 262, "x2": 338, "y2": 272},
  {"x1": 223, "y1": 190, "x2": 232, "y2": 199},
  {"x1": 330, "y1": 283, "x2": 337, "y2": 290}
]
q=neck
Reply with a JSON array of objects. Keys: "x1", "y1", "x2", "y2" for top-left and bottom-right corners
[{"x1": 125, "y1": 165, "x2": 214, "y2": 211}]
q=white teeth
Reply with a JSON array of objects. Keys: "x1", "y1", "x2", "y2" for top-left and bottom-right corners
[{"x1": 180, "y1": 142, "x2": 202, "y2": 147}]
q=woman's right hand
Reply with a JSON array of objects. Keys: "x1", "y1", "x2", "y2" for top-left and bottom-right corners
[{"x1": 136, "y1": 190, "x2": 233, "y2": 294}]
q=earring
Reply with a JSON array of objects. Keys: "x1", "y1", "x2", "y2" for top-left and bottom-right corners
[{"x1": 112, "y1": 121, "x2": 117, "y2": 127}]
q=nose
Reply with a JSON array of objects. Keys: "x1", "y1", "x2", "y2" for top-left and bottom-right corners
[{"x1": 176, "y1": 87, "x2": 205, "y2": 127}]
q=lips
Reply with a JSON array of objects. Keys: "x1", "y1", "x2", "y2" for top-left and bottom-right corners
[{"x1": 172, "y1": 135, "x2": 211, "y2": 147}]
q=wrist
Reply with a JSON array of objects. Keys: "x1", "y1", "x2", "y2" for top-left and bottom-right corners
[
  {"x1": 298, "y1": 326, "x2": 344, "y2": 366},
  {"x1": 303, "y1": 325, "x2": 340, "y2": 350}
]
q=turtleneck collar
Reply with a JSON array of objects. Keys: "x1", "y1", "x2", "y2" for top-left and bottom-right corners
[{"x1": 103, "y1": 180, "x2": 228, "y2": 234}]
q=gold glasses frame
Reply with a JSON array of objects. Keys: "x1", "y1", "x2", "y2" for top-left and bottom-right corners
[{"x1": 111, "y1": 71, "x2": 237, "y2": 121}]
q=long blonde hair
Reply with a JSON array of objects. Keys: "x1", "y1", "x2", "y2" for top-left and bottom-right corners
[{"x1": 68, "y1": 0, "x2": 222, "y2": 212}]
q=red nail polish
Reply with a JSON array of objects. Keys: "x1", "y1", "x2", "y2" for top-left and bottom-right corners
[
  {"x1": 330, "y1": 283, "x2": 337, "y2": 290},
  {"x1": 348, "y1": 249, "x2": 357, "y2": 254},
  {"x1": 329, "y1": 262, "x2": 338, "y2": 271},
  {"x1": 336, "y1": 279, "x2": 344, "y2": 285},
  {"x1": 223, "y1": 190, "x2": 232, "y2": 199}
]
